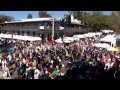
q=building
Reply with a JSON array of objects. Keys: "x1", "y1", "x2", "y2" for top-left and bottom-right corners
[{"x1": 0, "y1": 16, "x2": 89, "y2": 40}]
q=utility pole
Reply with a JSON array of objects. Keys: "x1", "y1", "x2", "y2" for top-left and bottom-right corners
[{"x1": 52, "y1": 12, "x2": 55, "y2": 40}]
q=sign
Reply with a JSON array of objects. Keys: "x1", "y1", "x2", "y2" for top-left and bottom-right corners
[
  {"x1": 59, "y1": 26, "x2": 64, "y2": 30},
  {"x1": 39, "y1": 26, "x2": 44, "y2": 29}
]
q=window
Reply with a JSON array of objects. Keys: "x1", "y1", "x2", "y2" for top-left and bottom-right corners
[
  {"x1": 22, "y1": 31, "x2": 24, "y2": 35},
  {"x1": 33, "y1": 32, "x2": 35, "y2": 36},
  {"x1": 27, "y1": 31, "x2": 29, "y2": 35},
  {"x1": 18, "y1": 31, "x2": 20, "y2": 35}
]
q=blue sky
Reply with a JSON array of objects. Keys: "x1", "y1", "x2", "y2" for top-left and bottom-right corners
[{"x1": 0, "y1": 11, "x2": 112, "y2": 20}]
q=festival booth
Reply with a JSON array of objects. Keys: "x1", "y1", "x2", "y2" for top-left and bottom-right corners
[
  {"x1": 73, "y1": 34, "x2": 86, "y2": 41},
  {"x1": 101, "y1": 30, "x2": 114, "y2": 33},
  {"x1": 99, "y1": 35, "x2": 116, "y2": 47},
  {"x1": 93, "y1": 43, "x2": 111, "y2": 49},
  {"x1": 13, "y1": 35, "x2": 41, "y2": 41},
  {"x1": 101, "y1": 30, "x2": 114, "y2": 35},
  {"x1": 0, "y1": 34, "x2": 41, "y2": 41},
  {"x1": 95, "y1": 32, "x2": 102, "y2": 36},
  {"x1": 84, "y1": 33, "x2": 96, "y2": 38},
  {"x1": 24, "y1": 36, "x2": 41, "y2": 41},
  {"x1": 63, "y1": 37, "x2": 74, "y2": 43},
  {"x1": 0, "y1": 34, "x2": 12, "y2": 39},
  {"x1": 55, "y1": 38, "x2": 63, "y2": 44}
]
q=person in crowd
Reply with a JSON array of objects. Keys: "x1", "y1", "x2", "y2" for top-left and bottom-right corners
[{"x1": 0, "y1": 34, "x2": 119, "y2": 79}]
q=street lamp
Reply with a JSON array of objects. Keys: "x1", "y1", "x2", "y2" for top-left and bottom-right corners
[{"x1": 52, "y1": 12, "x2": 55, "y2": 41}]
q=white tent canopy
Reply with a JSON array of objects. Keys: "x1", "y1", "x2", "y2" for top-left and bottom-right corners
[
  {"x1": 101, "y1": 30, "x2": 114, "y2": 33},
  {"x1": 63, "y1": 37, "x2": 74, "y2": 43},
  {"x1": 95, "y1": 32, "x2": 102, "y2": 36},
  {"x1": 73, "y1": 34, "x2": 85, "y2": 38},
  {"x1": 107, "y1": 47, "x2": 114, "y2": 52},
  {"x1": 93, "y1": 43, "x2": 110, "y2": 48},
  {"x1": 73, "y1": 34, "x2": 85, "y2": 41},
  {"x1": 0, "y1": 34, "x2": 41, "y2": 41},
  {"x1": 99, "y1": 35, "x2": 116, "y2": 46},
  {"x1": 55, "y1": 38, "x2": 63, "y2": 43},
  {"x1": 84, "y1": 33, "x2": 95, "y2": 37},
  {"x1": 0, "y1": 34, "x2": 12, "y2": 38}
]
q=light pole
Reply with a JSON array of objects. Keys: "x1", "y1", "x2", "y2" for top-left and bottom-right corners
[{"x1": 52, "y1": 12, "x2": 55, "y2": 41}]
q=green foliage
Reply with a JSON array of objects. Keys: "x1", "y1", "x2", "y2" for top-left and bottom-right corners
[
  {"x1": 38, "y1": 11, "x2": 52, "y2": 18},
  {"x1": 27, "y1": 14, "x2": 32, "y2": 19},
  {"x1": 83, "y1": 11, "x2": 111, "y2": 32},
  {"x1": 0, "y1": 14, "x2": 14, "y2": 23},
  {"x1": 82, "y1": 11, "x2": 120, "y2": 32}
]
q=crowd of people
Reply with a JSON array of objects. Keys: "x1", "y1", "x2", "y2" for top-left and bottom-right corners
[{"x1": 0, "y1": 34, "x2": 120, "y2": 79}]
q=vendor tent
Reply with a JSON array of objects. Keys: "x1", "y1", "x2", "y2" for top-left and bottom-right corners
[
  {"x1": 93, "y1": 43, "x2": 110, "y2": 48},
  {"x1": 63, "y1": 37, "x2": 74, "y2": 43},
  {"x1": 55, "y1": 38, "x2": 63, "y2": 43},
  {"x1": 99, "y1": 35, "x2": 116, "y2": 47}
]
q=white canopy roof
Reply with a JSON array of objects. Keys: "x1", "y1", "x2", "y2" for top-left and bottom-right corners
[
  {"x1": 55, "y1": 38, "x2": 63, "y2": 43},
  {"x1": 101, "y1": 30, "x2": 114, "y2": 33},
  {"x1": 0, "y1": 34, "x2": 41, "y2": 41},
  {"x1": 63, "y1": 37, "x2": 74, "y2": 43},
  {"x1": 100, "y1": 35, "x2": 116, "y2": 43},
  {"x1": 95, "y1": 32, "x2": 102, "y2": 36},
  {"x1": 0, "y1": 34, "x2": 12, "y2": 38},
  {"x1": 93, "y1": 43, "x2": 110, "y2": 48},
  {"x1": 84, "y1": 33, "x2": 95, "y2": 37},
  {"x1": 73, "y1": 34, "x2": 85, "y2": 39},
  {"x1": 63, "y1": 37, "x2": 74, "y2": 41}
]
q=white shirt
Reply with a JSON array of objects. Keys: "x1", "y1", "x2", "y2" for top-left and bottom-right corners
[
  {"x1": 23, "y1": 59, "x2": 26, "y2": 64},
  {"x1": 34, "y1": 69, "x2": 40, "y2": 79}
]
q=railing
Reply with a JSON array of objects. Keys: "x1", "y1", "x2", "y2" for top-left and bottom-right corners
[
  {"x1": 0, "y1": 26, "x2": 89, "y2": 33},
  {"x1": 1, "y1": 26, "x2": 38, "y2": 30},
  {"x1": 1, "y1": 26, "x2": 53, "y2": 31},
  {"x1": 64, "y1": 27, "x2": 89, "y2": 33}
]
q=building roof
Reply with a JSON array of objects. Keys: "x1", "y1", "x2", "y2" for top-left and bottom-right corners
[{"x1": 1, "y1": 18, "x2": 54, "y2": 24}]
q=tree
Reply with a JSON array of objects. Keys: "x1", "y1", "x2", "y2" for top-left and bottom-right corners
[
  {"x1": 106, "y1": 12, "x2": 120, "y2": 32},
  {"x1": 27, "y1": 14, "x2": 32, "y2": 19},
  {"x1": 67, "y1": 11, "x2": 120, "y2": 32},
  {"x1": 0, "y1": 14, "x2": 14, "y2": 23},
  {"x1": 92, "y1": 11, "x2": 102, "y2": 15},
  {"x1": 83, "y1": 11, "x2": 109, "y2": 32},
  {"x1": 38, "y1": 11, "x2": 52, "y2": 18}
]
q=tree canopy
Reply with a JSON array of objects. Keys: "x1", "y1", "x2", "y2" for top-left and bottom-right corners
[
  {"x1": 82, "y1": 11, "x2": 120, "y2": 32},
  {"x1": 38, "y1": 11, "x2": 52, "y2": 18},
  {"x1": 27, "y1": 14, "x2": 32, "y2": 19},
  {"x1": 0, "y1": 14, "x2": 14, "y2": 23},
  {"x1": 65, "y1": 11, "x2": 120, "y2": 32}
]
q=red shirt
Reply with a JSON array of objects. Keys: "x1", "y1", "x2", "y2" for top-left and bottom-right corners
[
  {"x1": 28, "y1": 58, "x2": 33, "y2": 62},
  {"x1": 48, "y1": 68, "x2": 54, "y2": 74},
  {"x1": 110, "y1": 54, "x2": 114, "y2": 59}
]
